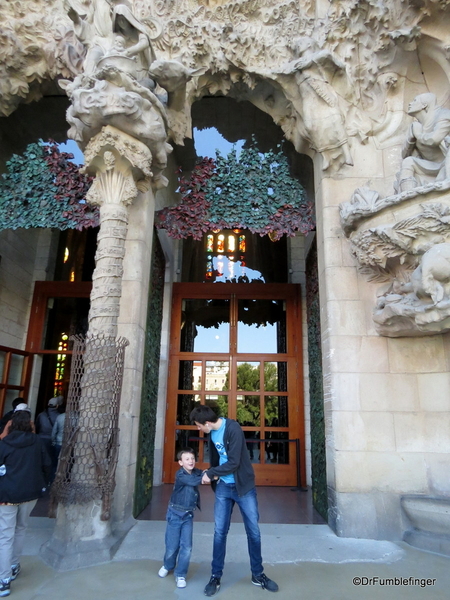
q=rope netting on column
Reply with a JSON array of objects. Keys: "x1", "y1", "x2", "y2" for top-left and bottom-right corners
[{"x1": 50, "y1": 334, "x2": 129, "y2": 520}]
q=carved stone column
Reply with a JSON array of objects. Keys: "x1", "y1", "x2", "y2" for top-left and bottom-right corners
[
  {"x1": 84, "y1": 126, "x2": 152, "y2": 336},
  {"x1": 40, "y1": 126, "x2": 152, "y2": 570}
]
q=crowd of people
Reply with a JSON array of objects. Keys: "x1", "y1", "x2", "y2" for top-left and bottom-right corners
[{"x1": 0, "y1": 397, "x2": 278, "y2": 597}]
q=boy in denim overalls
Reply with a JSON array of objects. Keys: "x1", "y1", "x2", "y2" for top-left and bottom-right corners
[{"x1": 158, "y1": 447, "x2": 203, "y2": 588}]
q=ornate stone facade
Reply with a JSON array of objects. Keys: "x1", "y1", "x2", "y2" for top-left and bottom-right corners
[
  {"x1": 2, "y1": 0, "x2": 450, "y2": 560},
  {"x1": 4, "y1": 0, "x2": 450, "y2": 170}
]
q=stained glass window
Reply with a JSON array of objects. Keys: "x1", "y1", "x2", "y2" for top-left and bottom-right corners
[
  {"x1": 204, "y1": 230, "x2": 247, "y2": 282},
  {"x1": 54, "y1": 333, "x2": 68, "y2": 396}
]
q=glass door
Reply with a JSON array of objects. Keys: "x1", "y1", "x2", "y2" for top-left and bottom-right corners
[
  {"x1": 164, "y1": 283, "x2": 304, "y2": 486},
  {"x1": 25, "y1": 281, "x2": 91, "y2": 409}
]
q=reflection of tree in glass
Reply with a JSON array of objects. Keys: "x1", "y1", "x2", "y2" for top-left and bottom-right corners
[
  {"x1": 264, "y1": 363, "x2": 281, "y2": 425},
  {"x1": 264, "y1": 363, "x2": 278, "y2": 391},
  {"x1": 226, "y1": 362, "x2": 260, "y2": 391},
  {"x1": 207, "y1": 395, "x2": 228, "y2": 419},
  {"x1": 237, "y1": 396, "x2": 259, "y2": 426}
]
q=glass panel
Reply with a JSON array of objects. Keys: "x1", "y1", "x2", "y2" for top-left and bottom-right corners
[
  {"x1": 178, "y1": 361, "x2": 203, "y2": 390},
  {"x1": 205, "y1": 394, "x2": 228, "y2": 418},
  {"x1": 265, "y1": 432, "x2": 289, "y2": 464},
  {"x1": 236, "y1": 362, "x2": 260, "y2": 391},
  {"x1": 42, "y1": 297, "x2": 90, "y2": 350},
  {"x1": 177, "y1": 394, "x2": 201, "y2": 425},
  {"x1": 182, "y1": 231, "x2": 287, "y2": 283},
  {"x1": 0, "y1": 352, "x2": 5, "y2": 380},
  {"x1": 2, "y1": 390, "x2": 24, "y2": 417},
  {"x1": 244, "y1": 434, "x2": 261, "y2": 463},
  {"x1": 264, "y1": 362, "x2": 287, "y2": 392},
  {"x1": 237, "y1": 395, "x2": 260, "y2": 426},
  {"x1": 7, "y1": 354, "x2": 24, "y2": 386},
  {"x1": 205, "y1": 361, "x2": 229, "y2": 391},
  {"x1": 37, "y1": 354, "x2": 73, "y2": 400},
  {"x1": 180, "y1": 299, "x2": 230, "y2": 353},
  {"x1": 237, "y1": 299, "x2": 286, "y2": 353},
  {"x1": 175, "y1": 432, "x2": 199, "y2": 461},
  {"x1": 203, "y1": 437, "x2": 210, "y2": 463},
  {"x1": 265, "y1": 396, "x2": 288, "y2": 428}
]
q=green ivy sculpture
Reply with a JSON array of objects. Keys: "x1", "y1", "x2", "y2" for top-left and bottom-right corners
[
  {"x1": 0, "y1": 141, "x2": 97, "y2": 231},
  {"x1": 156, "y1": 141, "x2": 315, "y2": 240}
]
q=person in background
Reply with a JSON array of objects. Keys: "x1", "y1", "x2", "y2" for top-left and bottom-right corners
[
  {"x1": 35, "y1": 397, "x2": 63, "y2": 483},
  {"x1": 0, "y1": 405, "x2": 34, "y2": 441},
  {"x1": 51, "y1": 406, "x2": 66, "y2": 465},
  {"x1": 0, "y1": 401, "x2": 23, "y2": 436},
  {"x1": 0, "y1": 405, "x2": 51, "y2": 597}
]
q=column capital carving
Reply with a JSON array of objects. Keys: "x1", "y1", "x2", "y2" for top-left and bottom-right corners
[{"x1": 82, "y1": 125, "x2": 152, "y2": 207}]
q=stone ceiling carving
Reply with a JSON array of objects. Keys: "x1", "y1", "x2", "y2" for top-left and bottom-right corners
[
  {"x1": 2, "y1": 0, "x2": 450, "y2": 169},
  {"x1": 0, "y1": 0, "x2": 84, "y2": 116}
]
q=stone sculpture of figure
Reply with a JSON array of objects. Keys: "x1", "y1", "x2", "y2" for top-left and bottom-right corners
[
  {"x1": 111, "y1": 3, "x2": 157, "y2": 88},
  {"x1": 65, "y1": 0, "x2": 113, "y2": 76},
  {"x1": 398, "y1": 243, "x2": 450, "y2": 306},
  {"x1": 280, "y1": 37, "x2": 353, "y2": 170},
  {"x1": 374, "y1": 243, "x2": 450, "y2": 336},
  {"x1": 398, "y1": 93, "x2": 450, "y2": 192}
]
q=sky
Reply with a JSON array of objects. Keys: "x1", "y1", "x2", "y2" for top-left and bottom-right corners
[
  {"x1": 193, "y1": 127, "x2": 244, "y2": 159},
  {"x1": 58, "y1": 127, "x2": 243, "y2": 165}
]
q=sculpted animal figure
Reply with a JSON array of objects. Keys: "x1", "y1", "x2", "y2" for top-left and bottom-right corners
[{"x1": 396, "y1": 243, "x2": 450, "y2": 305}]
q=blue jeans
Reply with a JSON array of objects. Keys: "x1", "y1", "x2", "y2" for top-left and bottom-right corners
[
  {"x1": 211, "y1": 481, "x2": 263, "y2": 578},
  {"x1": 163, "y1": 508, "x2": 194, "y2": 577}
]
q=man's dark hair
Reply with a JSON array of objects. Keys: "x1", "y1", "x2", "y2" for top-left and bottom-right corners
[
  {"x1": 9, "y1": 410, "x2": 33, "y2": 433},
  {"x1": 190, "y1": 405, "x2": 219, "y2": 425},
  {"x1": 12, "y1": 398, "x2": 24, "y2": 409},
  {"x1": 177, "y1": 447, "x2": 196, "y2": 460}
]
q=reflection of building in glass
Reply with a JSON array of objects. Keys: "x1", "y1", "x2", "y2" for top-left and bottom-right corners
[
  {"x1": 192, "y1": 360, "x2": 228, "y2": 393},
  {"x1": 206, "y1": 360, "x2": 228, "y2": 392}
]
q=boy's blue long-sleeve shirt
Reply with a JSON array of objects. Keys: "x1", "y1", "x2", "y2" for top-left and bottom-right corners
[{"x1": 169, "y1": 467, "x2": 203, "y2": 512}]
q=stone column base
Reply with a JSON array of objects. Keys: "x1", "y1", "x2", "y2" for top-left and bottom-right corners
[
  {"x1": 39, "y1": 515, "x2": 136, "y2": 571},
  {"x1": 401, "y1": 495, "x2": 450, "y2": 557}
]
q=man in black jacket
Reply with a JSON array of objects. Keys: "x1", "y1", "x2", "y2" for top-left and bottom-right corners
[{"x1": 190, "y1": 405, "x2": 278, "y2": 597}]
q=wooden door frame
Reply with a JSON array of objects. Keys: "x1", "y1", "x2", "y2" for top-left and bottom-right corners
[
  {"x1": 25, "y1": 281, "x2": 92, "y2": 353},
  {"x1": 163, "y1": 282, "x2": 305, "y2": 486},
  {"x1": 0, "y1": 346, "x2": 33, "y2": 415}
]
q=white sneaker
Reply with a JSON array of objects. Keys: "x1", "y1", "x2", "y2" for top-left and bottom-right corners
[
  {"x1": 176, "y1": 577, "x2": 187, "y2": 588},
  {"x1": 158, "y1": 566, "x2": 169, "y2": 578}
]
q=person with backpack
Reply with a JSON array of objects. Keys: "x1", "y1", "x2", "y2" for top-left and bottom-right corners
[{"x1": 35, "y1": 397, "x2": 63, "y2": 483}]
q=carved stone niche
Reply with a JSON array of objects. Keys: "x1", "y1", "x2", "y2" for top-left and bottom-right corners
[
  {"x1": 342, "y1": 190, "x2": 450, "y2": 337},
  {"x1": 340, "y1": 92, "x2": 450, "y2": 337}
]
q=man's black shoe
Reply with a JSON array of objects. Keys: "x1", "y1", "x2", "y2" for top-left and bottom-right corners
[
  {"x1": 204, "y1": 576, "x2": 221, "y2": 596},
  {"x1": 252, "y1": 573, "x2": 279, "y2": 592}
]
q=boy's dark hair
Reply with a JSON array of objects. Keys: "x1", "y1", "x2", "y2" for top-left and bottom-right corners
[
  {"x1": 177, "y1": 447, "x2": 196, "y2": 460},
  {"x1": 9, "y1": 410, "x2": 33, "y2": 433},
  {"x1": 190, "y1": 405, "x2": 219, "y2": 425},
  {"x1": 12, "y1": 398, "x2": 24, "y2": 409}
]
